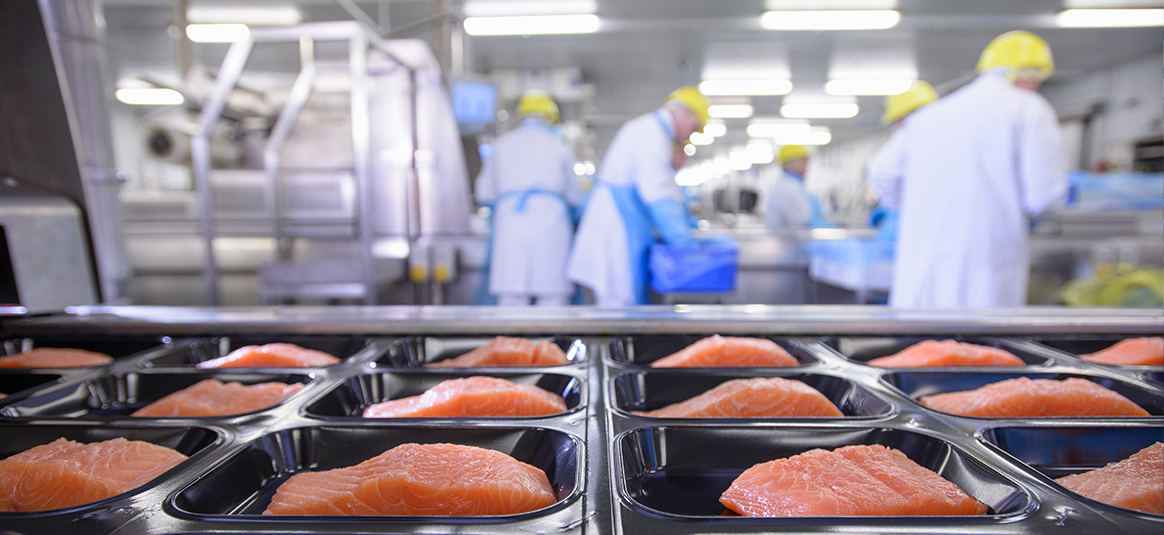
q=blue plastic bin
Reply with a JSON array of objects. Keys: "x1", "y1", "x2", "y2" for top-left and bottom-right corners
[{"x1": 649, "y1": 241, "x2": 739, "y2": 293}]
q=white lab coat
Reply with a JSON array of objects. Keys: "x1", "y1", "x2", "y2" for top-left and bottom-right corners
[
  {"x1": 475, "y1": 119, "x2": 582, "y2": 298},
  {"x1": 567, "y1": 110, "x2": 681, "y2": 306},
  {"x1": 868, "y1": 72, "x2": 1067, "y2": 308},
  {"x1": 764, "y1": 171, "x2": 814, "y2": 228}
]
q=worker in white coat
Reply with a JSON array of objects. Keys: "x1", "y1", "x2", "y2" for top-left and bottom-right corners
[
  {"x1": 567, "y1": 87, "x2": 708, "y2": 306},
  {"x1": 475, "y1": 90, "x2": 583, "y2": 306},
  {"x1": 765, "y1": 145, "x2": 836, "y2": 228},
  {"x1": 867, "y1": 80, "x2": 940, "y2": 238},
  {"x1": 868, "y1": 30, "x2": 1068, "y2": 308}
]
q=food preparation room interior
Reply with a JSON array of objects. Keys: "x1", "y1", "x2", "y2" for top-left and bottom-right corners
[{"x1": 5, "y1": 0, "x2": 1163, "y2": 308}]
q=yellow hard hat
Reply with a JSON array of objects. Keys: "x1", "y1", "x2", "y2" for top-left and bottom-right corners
[
  {"x1": 882, "y1": 80, "x2": 939, "y2": 124},
  {"x1": 516, "y1": 90, "x2": 560, "y2": 124},
  {"x1": 777, "y1": 145, "x2": 809, "y2": 165},
  {"x1": 665, "y1": 86, "x2": 710, "y2": 128},
  {"x1": 976, "y1": 30, "x2": 1054, "y2": 80}
]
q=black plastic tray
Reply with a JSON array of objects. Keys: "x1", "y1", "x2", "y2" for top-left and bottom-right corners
[
  {"x1": 173, "y1": 425, "x2": 583, "y2": 524},
  {"x1": 1, "y1": 371, "x2": 314, "y2": 419},
  {"x1": 608, "y1": 334, "x2": 818, "y2": 367},
  {"x1": 377, "y1": 335, "x2": 588, "y2": 367},
  {"x1": 0, "y1": 372, "x2": 65, "y2": 406},
  {"x1": 824, "y1": 335, "x2": 1054, "y2": 366},
  {"x1": 1031, "y1": 336, "x2": 1164, "y2": 382},
  {"x1": 138, "y1": 335, "x2": 377, "y2": 368},
  {"x1": 304, "y1": 370, "x2": 586, "y2": 419},
  {"x1": 609, "y1": 369, "x2": 893, "y2": 419}
]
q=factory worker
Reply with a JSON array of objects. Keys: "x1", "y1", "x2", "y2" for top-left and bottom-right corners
[
  {"x1": 867, "y1": 80, "x2": 940, "y2": 239},
  {"x1": 475, "y1": 90, "x2": 583, "y2": 306},
  {"x1": 764, "y1": 145, "x2": 836, "y2": 228},
  {"x1": 869, "y1": 30, "x2": 1067, "y2": 308},
  {"x1": 567, "y1": 87, "x2": 708, "y2": 306}
]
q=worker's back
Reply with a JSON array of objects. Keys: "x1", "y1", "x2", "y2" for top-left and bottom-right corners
[{"x1": 484, "y1": 121, "x2": 578, "y2": 200}]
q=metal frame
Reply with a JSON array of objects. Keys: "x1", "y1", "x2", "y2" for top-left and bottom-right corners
[{"x1": 192, "y1": 21, "x2": 419, "y2": 305}]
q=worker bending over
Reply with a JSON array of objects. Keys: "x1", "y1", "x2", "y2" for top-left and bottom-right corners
[
  {"x1": 765, "y1": 145, "x2": 836, "y2": 229},
  {"x1": 475, "y1": 90, "x2": 583, "y2": 306},
  {"x1": 869, "y1": 30, "x2": 1067, "y2": 308},
  {"x1": 567, "y1": 87, "x2": 708, "y2": 306}
]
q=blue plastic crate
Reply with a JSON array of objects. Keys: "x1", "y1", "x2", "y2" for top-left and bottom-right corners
[{"x1": 649, "y1": 241, "x2": 739, "y2": 293}]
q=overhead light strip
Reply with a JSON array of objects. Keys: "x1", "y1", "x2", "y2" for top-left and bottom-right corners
[
  {"x1": 463, "y1": 14, "x2": 600, "y2": 36},
  {"x1": 761, "y1": 10, "x2": 900, "y2": 31},
  {"x1": 186, "y1": 23, "x2": 250, "y2": 43},
  {"x1": 1055, "y1": 9, "x2": 1164, "y2": 27},
  {"x1": 464, "y1": 0, "x2": 597, "y2": 17},
  {"x1": 115, "y1": 88, "x2": 185, "y2": 106},
  {"x1": 781, "y1": 102, "x2": 859, "y2": 119},
  {"x1": 186, "y1": 6, "x2": 301, "y2": 25},
  {"x1": 699, "y1": 80, "x2": 793, "y2": 96},
  {"x1": 708, "y1": 104, "x2": 754, "y2": 119},
  {"x1": 825, "y1": 79, "x2": 914, "y2": 96},
  {"x1": 773, "y1": 127, "x2": 833, "y2": 146}
]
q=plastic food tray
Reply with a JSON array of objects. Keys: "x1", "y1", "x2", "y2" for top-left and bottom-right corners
[{"x1": 0, "y1": 330, "x2": 1160, "y2": 534}]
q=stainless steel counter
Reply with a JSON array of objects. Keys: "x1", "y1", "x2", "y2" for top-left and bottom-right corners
[{"x1": 4, "y1": 305, "x2": 1160, "y2": 336}]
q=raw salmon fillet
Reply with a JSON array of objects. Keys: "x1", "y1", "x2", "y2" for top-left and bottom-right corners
[
  {"x1": 0, "y1": 437, "x2": 186, "y2": 512},
  {"x1": 196, "y1": 343, "x2": 340, "y2": 368},
  {"x1": 428, "y1": 337, "x2": 569, "y2": 367},
  {"x1": 1056, "y1": 442, "x2": 1163, "y2": 515},
  {"x1": 1080, "y1": 337, "x2": 1164, "y2": 366},
  {"x1": 719, "y1": 444, "x2": 986, "y2": 517},
  {"x1": 131, "y1": 379, "x2": 303, "y2": 417},
  {"x1": 0, "y1": 348, "x2": 112, "y2": 369},
  {"x1": 650, "y1": 335, "x2": 798, "y2": 368},
  {"x1": 362, "y1": 376, "x2": 566, "y2": 418},
  {"x1": 919, "y1": 377, "x2": 1149, "y2": 418},
  {"x1": 632, "y1": 377, "x2": 842, "y2": 418},
  {"x1": 263, "y1": 443, "x2": 556, "y2": 516},
  {"x1": 867, "y1": 340, "x2": 1024, "y2": 368}
]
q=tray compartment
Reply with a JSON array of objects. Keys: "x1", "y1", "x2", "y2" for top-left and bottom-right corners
[
  {"x1": 0, "y1": 372, "x2": 65, "y2": 405},
  {"x1": 610, "y1": 370, "x2": 892, "y2": 419},
  {"x1": 615, "y1": 426, "x2": 1031, "y2": 520},
  {"x1": 607, "y1": 335, "x2": 817, "y2": 367},
  {"x1": 882, "y1": 371, "x2": 1164, "y2": 417},
  {"x1": 377, "y1": 336, "x2": 587, "y2": 368},
  {"x1": 1033, "y1": 336, "x2": 1163, "y2": 378},
  {"x1": 305, "y1": 371, "x2": 585, "y2": 419},
  {"x1": 1, "y1": 371, "x2": 313, "y2": 418},
  {"x1": 1, "y1": 334, "x2": 165, "y2": 365},
  {"x1": 0, "y1": 423, "x2": 221, "y2": 513},
  {"x1": 980, "y1": 425, "x2": 1163, "y2": 480},
  {"x1": 139, "y1": 335, "x2": 375, "y2": 368},
  {"x1": 824, "y1": 335, "x2": 1051, "y2": 366},
  {"x1": 173, "y1": 426, "x2": 582, "y2": 520}
]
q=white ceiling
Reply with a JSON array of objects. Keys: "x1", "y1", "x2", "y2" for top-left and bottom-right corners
[{"x1": 102, "y1": 0, "x2": 1163, "y2": 161}]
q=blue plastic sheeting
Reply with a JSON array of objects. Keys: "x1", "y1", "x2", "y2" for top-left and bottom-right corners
[
  {"x1": 1066, "y1": 171, "x2": 1164, "y2": 210},
  {"x1": 649, "y1": 240, "x2": 739, "y2": 294}
]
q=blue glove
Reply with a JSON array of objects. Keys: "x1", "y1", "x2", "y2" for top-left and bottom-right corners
[
  {"x1": 647, "y1": 198, "x2": 696, "y2": 247},
  {"x1": 875, "y1": 210, "x2": 899, "y2": 242}
]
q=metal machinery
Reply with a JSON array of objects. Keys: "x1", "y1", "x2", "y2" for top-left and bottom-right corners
[
  {"x1": 121, "y1": 21, "x2": 471, "y2": 306},
  {"x1": 0, "y1": 305, "x2": 1160, "y2": 533}
]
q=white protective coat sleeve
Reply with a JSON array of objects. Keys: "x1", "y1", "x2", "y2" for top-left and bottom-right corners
[
  {"x1": 764, "y1": 174, "x2": 813, "y2": 228},
  {"x1": 867, "y1": 128, "x2": 908, "y2": 211},
  {"x1": 1019, "y1": 97, "x2": 1068, "y2": 216}
]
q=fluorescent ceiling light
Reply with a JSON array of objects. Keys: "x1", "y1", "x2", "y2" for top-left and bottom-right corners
[
  {"x1": 703, "y1": 122, "x2": 727, "y2": 137},
  {"x1": 463, "y1": 14, "x2": 599, "y2": 36},
  {"x1": 675, "y1": 167, "x2": 709, "y2": 187},
  {"x1": 711, "y1": 158, "x2": 732, "y2": 175},
  {"x1": 186, "y1": 23, "x2": 250, "y2": 43},
  {"x1": 781, "y1": 102, "x2": 859, "y2": 119},
  {"x1": 729, "y1": 151, "x2": 753, "y2": 171},
  {"x1": 747, "y1": 121, "x2": 810, "y2": 138},
  {"x1": 761, "y1": 10, "x2": 900, "y2": 31},
  {"x1": 186, "y1": 6, "x2": 301, "y2": 25},
  {"x1": 464, "y1": 0, "x2": 596, "y2": 17},
  {"x1": 689, "y1": 132, "x2": 715, "y2": 145},
  {"x1": 708, "y1": 104, "x2": 754, "y2": 119},
  {"x1": 773, "y1": 126, "x2": 832, "y2": 146},
  {"x1": 699, "y1": 79, "x2": 792, "y2": 96},
  {"x1": 115, "y1": 88, "x2": 184, "y2": 106},
  {"x1": 684, "y1": 144, "x2": 697, "y2": 156},
  {"x1": 825, "y1": 79, "x2": 913, "y2": 96},
  {"x1": 766, "y1": 0, "x2": 897, "y2": 9},
  {"x1": 1065, "y1": 0, "x2": 1160, "y2": 8},
  {"x1": 1055, "y1": 9, "x2": 1163, "y2": 27},
  {"x1": 746, "y1": 142, "x2": 775, "y2": 164}
]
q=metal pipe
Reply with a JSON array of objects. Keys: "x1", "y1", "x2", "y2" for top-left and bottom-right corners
[
  {"x1": 264, "y1": 62, "x2": 317, "y2": 259},
  {"x1": 170, "y1": 0, "x2": 192, "y2": 78},
  {"x1": 350, "y1": 31, "x2": 376, "y2": 304}
]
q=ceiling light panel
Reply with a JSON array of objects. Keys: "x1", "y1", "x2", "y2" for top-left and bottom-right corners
[
  {"x1": 464, "y1": 0, "x2": 597, "y2": 17},
  {"x1": 186, "y1": 23, "x2": 250, "y2": 43},
  {"x1": 115, "y1": 88, "x2": 185, "y2": 106},
  {"x1": 1055, "y1": 9, "x2": 1164, "y2": 27},
  {"x1": 1064, "y1": 0, "x2": 1160, "y2": 7},
  {"x1": 747, "y1": 121, "x2": 811, "y2": 138},
  {"x1": 463, "y1": 14, "x2": 600, "y2": 35},
  {"x1": 825, "y1": 79, "x2": 913, "y2": 95},
  {"x1": 689, "y1": 132, "x2": 715, "y2": 145},
  {"x1": 186, "y1": 6, "x2": 301, "y2": 25},
  {"x1": 781, "y1": 102, "x2": 859, "y2": 119},
  {"x1": 761, "y1": 10, "x2": 900, "y2": 31},
  {"x1": 699, "y1": 80, "x2": 793, "y2": 96},
  {"x1": 708, "y1": 104, "x2": 754, "y2": 119},
  {"x1": 766, "y1": 0, "x2": 897, "y2": 9},
  {"x1": 702, "y1": 123, "x2": 727, "y2": 137},
  {"x1": 773, "y1": 126, "x2": 832, "y2": 146}
]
